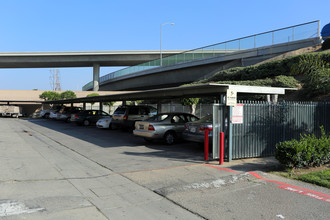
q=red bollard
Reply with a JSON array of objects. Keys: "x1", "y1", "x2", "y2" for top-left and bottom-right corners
[
  {"x1": 219, "y1": 132, "x2": 224, "y2": 165},
  {"x1": 204, "y1": 128, "x2": 209, "y2": 161}
]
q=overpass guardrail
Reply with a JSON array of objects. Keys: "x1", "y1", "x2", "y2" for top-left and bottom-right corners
[{"x1": 83, "y1": 20, "x2": 320, "y2": 91}]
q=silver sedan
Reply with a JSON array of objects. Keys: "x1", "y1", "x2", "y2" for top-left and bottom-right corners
[{"x1": 133, "y1": 113, "x2": 199, "y2": 145}]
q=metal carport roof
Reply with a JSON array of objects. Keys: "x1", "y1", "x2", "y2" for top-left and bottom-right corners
[{"x1": 43, "y1": 83, "x2": 295, "y2": 104}]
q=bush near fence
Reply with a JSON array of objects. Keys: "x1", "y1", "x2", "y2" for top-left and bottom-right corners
[{"x1": 275, "y1": 127, "x2": 330, "y2": 168}]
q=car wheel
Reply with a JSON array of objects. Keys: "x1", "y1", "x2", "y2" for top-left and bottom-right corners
[
  {"x1": 45, "y1": 113, "x2": 50, "y2": 119},
  {"x1": 83, "y1": 120, "x2": 90, "y2": 126},
  {"x1": 65, "y1": 117, "x2": 71, "y2": 123},
  {"x1": 164, "y1": 132, "x2": 176, "y2": 145}
]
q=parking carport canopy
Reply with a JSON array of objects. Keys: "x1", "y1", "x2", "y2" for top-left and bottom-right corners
[
  {"x1": 42, "y1": 83, "x2": 294, "y2": 104},
  {"x1": 42, "y1": 83, "x2": 295, "y2": 161}
]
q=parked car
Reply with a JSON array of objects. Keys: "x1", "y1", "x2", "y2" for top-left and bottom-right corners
[
  {"x1": 49, "y1": 109, "x2": 60, "y2": 119},
  {"x1": 40, "y1": 109, "x2": 51, "y2": 118},
  {"x1": 183, "y1": 114, "x2": 213, "y2": 145},
  {"x1": 71, "y1": 110, "x2": 110, "y2": 126},
  {"x1": 96, "y1": 117, "x2": 113, "y2": 129},
  {"x1": 57, "y1": 107, "x2": 82, "y2": 122},
  {"x1": 54, "y1": 106, "x2": 71, "y2": 120},
  {"x1": 111, "y1": 105, "x2": 157, "y2": 130},
  {"x1": 133, "y1": 112, "x2": 199, "y2": 145},
  {"x1": 43, "y1": 106, "x2": 61, "y2": 119}
]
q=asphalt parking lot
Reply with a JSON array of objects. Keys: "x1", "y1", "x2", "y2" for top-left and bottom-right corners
[{"x1": 0, "y1": 118, "x2": 329, "y2": 219}]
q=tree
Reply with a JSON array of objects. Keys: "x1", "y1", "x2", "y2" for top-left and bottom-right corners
[
  {"x1": 179, "y1": 97, "x2": 200, "y2": 115},
  {"x1": 103, "y1": 101, "x2": 116, "y2": 113},
  {"x1": 39, "y1": 91, "x2": 61, "y2": 101},
  {"x1": 60, "y1": 90, "x2": 77, "y2": 99},
  {"x1": 86, "y1": 93, "x2": 99, "y2": 109}
]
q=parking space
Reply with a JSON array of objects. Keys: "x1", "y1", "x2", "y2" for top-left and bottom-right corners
[
  {"x1": 22, "y1": 117, "x2": 206, "y2": 173},
  {"x1": 1, "y1": 117, "x2": 329, "y2": 219}
]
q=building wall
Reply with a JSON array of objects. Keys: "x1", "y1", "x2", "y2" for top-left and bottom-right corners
[{"x1": 0, "y1": 90, "x2": 125, "y2": 116}]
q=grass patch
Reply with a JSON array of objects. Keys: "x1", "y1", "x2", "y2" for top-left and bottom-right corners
[
  {"x1": 296, "y1": 169, "x2": 330, "y2": 188},
  {"x1": 271, "y1": 166, "x2": 330, "y2": 188}
]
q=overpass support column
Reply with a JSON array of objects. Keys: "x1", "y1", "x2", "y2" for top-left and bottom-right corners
[{"x1": 93, "y1": 64, "x2": 100, "y2": 91}]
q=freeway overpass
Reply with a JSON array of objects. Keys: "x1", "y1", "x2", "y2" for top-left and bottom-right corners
[
  {"x1": 0, "y1": 21, "x2": 321, "y2": 92},
  {"x1": 82, "y1": 20, "x2": 321, "y2": 91},
  {"x1": 0, "y1": 50, "x2": 185, "y2": 68}
]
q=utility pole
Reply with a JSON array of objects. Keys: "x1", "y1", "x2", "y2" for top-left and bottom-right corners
[{"x1": 49, "y1": 69, "x2": 61, "y2": 91}]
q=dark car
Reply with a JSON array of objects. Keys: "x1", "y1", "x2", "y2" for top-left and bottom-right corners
[
  {"x1": 111, "y1": 105, "x2": 157, "y2": 130},
  {"x1": 71, "y1": 110, "x2": 111, "y2": 126},
  {"x1": 183, "y1": 114, "x2": 213, "y2": 144}
]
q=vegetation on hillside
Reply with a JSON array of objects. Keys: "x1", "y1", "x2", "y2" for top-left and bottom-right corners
[{"x1": 188, "y1": 51, "x2": 330, "y2": 100}]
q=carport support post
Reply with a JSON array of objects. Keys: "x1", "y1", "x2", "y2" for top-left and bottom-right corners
[
  {"x1": 83, "y1": 102, "x2": 86, "y2": 110},
  {"x1": 228, "y1": 106, "x2": 233, "y2": 161},
  {"x1": 157, "y1": 101, "x2": 161, "y2": 113},
  {"x1": 93, "y1": 63, "x2": 100, "y2": 91},
  {"x1": 99, "y1": 102, "x2": 103, "y2": 111}
]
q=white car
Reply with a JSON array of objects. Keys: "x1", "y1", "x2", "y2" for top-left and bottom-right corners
[
  {"x1": 96, "y1": 117, "x2": 112, "y2": 129},
  {"x1": 49, "y1": 110, "x2": 59, "y2": 119}
]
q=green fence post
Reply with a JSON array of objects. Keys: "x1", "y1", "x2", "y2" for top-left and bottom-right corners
[{"x1": 229, "y1": 106, "x2": 233, "y2": 161}]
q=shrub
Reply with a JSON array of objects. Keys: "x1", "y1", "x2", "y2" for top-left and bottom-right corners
[
  {"x1": 273, "y1": 75, "x2": 299, "y2": 88},
  {"x1": 275, "y1": 127, "x2": 330, "y2": 168},
  {"x1": 213, "y1": 76, "x2": 298, "y2": 88},
  {"x1": 203, "y1": 51, "x2": 330, "y2": 84}
]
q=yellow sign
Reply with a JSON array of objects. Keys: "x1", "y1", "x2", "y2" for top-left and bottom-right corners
[{"x1": 226, "y1": 89, "x2": 237, "y2": 106}]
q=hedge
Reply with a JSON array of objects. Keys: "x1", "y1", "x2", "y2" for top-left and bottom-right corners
[{"x1": 275, "y1": 127, "x2": 330, "y2": 168}]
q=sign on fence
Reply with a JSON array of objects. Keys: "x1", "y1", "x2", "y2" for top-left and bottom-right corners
[
  {"x1": 232, "y1": 104, "x2": 243, "y2": 124},
  {"x1": 226, "y1": 89, "x2": 237, "y2": 106}
]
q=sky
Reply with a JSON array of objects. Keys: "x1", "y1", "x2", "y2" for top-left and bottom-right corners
[{"x1": 0, "y1": 0, "x2": 329, "y2": 91}]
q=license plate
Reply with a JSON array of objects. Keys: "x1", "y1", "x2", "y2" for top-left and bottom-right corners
[{"x1": 139, "y1": 124, "x2": 144, "y2": 130}]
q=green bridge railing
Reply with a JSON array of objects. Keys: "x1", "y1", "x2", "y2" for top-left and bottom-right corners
[{"x1": 83, "y1": 20, "x2": 320, "y2": 91}]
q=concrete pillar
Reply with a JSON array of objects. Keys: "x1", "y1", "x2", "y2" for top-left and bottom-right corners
[
  {"x1": 157, "y1": 101, "x2": 161, "y2": 113},
  {"x1": 93, "y1": 64, "x2": 100, "y2": 91},
  {"x1": 266, "y1": 94, "x2": 278, "y2": 103},
  {"x1": 271, "y1": 94, "x2": 278, "y2": 103}
]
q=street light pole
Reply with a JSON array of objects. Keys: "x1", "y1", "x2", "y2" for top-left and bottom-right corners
[{"x1": 160, "y1": 22, "x2": 175, "y2": 66}]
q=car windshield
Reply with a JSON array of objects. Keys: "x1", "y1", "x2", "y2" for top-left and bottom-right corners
[
  {"x1": 196, "y1": 114, "x2": 213, "y2": 123},
  {"x1": 148, "y1": 114, "x2": 169, "y2": 122},
  {"x1": 114, "y1": 107, "x2": 126, "y2": 114}
]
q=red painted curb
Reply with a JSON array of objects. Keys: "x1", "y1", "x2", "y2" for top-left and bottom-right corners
[
  {"x1": 248, "y1": 171, "x2": 330, "y2": 203},
  {"x1": 203, "y1": 164, "x2": 330, "y2": 203}
]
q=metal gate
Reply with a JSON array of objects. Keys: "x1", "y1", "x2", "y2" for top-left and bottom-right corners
[{"x1": 213, "y1": 101, "x2": 330, "y2": 160}]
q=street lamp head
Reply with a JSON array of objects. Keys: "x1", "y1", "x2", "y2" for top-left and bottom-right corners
[{"x1": 162, "y1": 22, "x2": 175, "y2": 26}]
